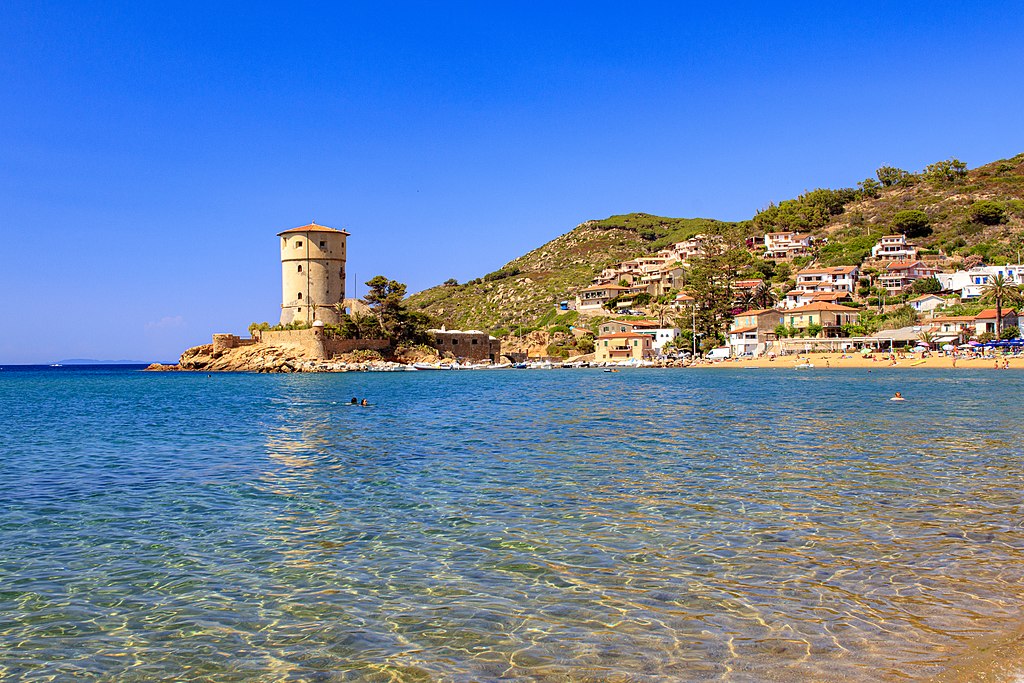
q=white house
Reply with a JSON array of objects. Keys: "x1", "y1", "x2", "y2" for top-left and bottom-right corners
[
  {"x1": 936, "y1": 265, "x2": 1024, "y2": 299},
  {"x1": 871, "y1": 235, "x2": 918, "y2": 261},
  {"x1": 795, "y1": 265, "x2": 859, "y2": 293},
  {"x1": 647, "y1": 328, "x2": 681, "y2": 353},
  {"x1": 763, "y1": 232, "x2": 812, "y2": 259},
  {"x1": 974, "y1": 308, "x2": 1019, "y2": 336},
  {"x1": 909, "y1": 294, "x2": 946, "y2": 313}
]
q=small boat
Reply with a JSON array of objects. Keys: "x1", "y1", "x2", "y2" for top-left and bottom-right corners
[
  {"x1": 794, "y1": 363, "x2": 814, "y2": 369},
  {"x1": 412, "y1": 362, "x2": 445, "y2": 370}
]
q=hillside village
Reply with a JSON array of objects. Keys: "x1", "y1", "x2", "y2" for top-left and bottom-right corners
[
  {"x1": 576, "y1": 228, "x2": 1024, "y2": 363},
  {"x1": 409, "y1": 152, "x2": 1024, "y2": 362}
]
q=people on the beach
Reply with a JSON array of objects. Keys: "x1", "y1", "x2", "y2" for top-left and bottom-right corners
[{"x1": 891, "y1": 392, "x2": 905, "y2": 401}]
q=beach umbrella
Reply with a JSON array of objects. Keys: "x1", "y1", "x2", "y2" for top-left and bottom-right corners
[
  {"x1": 916, "y1": 342, "x2": 930, "y2": 348},
  {"x1": 967, "y1": 341, "x2": 982, "y2": 347},
  {"x1": 941, "y1": 344, "x2": 954, "y2": 351}
]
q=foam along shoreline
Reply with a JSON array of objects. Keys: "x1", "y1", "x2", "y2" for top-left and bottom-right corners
[{"x1": 692, "y1": 351, "x2": 1022, "y2": 370}]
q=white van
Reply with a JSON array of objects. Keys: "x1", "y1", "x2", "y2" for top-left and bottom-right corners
[{"x1": 707, "y1": 347, "x2": 731, "y2": 361}]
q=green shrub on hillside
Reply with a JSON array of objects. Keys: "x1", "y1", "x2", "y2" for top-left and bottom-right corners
[
  {"x1": 816, "y1": 233, "x2": 879, "y2": 267},
  {"x1": 923, "y1": 158, "x2": 968, "y2": 184},
  {"x1": 969, "y1": 201, "x2": 1007, "y2": 225},
  {"x1": 892, "y1": 210, "x2": 931, "y2": 238},
  {"x1": 876, "y1": 166, "x2": 915, "y2": 187}
]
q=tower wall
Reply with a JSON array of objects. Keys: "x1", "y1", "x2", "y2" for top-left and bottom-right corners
[{"x1": 279, "y1": 228, "x2": 348, "y2": 325}]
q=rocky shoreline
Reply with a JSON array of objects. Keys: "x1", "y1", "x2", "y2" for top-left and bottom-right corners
[{"x1": 146, "y1": 341, "x2": 445, "y2": 373}]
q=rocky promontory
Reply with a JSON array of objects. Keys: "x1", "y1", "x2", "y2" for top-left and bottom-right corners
[{"x1": 147, "y1": 340, "x2": 443, "y2": 373}]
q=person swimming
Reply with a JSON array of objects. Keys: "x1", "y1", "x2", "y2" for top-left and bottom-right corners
[
  {"x1": 350, "y1": 398, "x2": 358, "y2": 405},
  {"x1": 360, "y1": 398, "x2": 369, "y2": 406},
  {"x1": 890, "y1": 392, "x2": 905, "y2": 401}
]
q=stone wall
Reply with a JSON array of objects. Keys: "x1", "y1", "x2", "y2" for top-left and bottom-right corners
[
  {"x1": 256, "y1": 328, "x2": 324, "y2": 355},
  {"x1": 251, "y1": 328, "x2": 390, "y2": 359},
  {"x1": 323, "y1": 338, "x2": 390, "y2": 357},
  {"x1": 212, "y1": 334, "x2": 258, "y2": 353},
  {"x1": 430, "y1": 330, "x2": 501, "y2": 362}
]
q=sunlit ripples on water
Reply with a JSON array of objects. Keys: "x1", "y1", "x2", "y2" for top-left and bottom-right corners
[{"x1": 2, "y1": 366, "x2": 1024, "y2": 681}]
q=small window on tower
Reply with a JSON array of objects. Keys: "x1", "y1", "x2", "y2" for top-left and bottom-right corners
[
  {"x1": 319, "y1": 241, "x2": 326, "y2": 248},
  {"x1": 297, "y1": 292, "x2": 303, "y2": 300},
  {"x1": 297, "y1": 265, "x2": 302, "y2": 273},
  {"x1": 295, "y1": 241, "x2": 303, "y2": 248}
]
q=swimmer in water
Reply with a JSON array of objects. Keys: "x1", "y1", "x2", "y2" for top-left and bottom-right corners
[
  {"x1": 350, "y1": 398, "x2": 358, "y2": 405},
  {"x1": 890, "y1": 392, "x2": 905, "y2": 401},
  {"x1": 361, "y1": 398, "x2": 369, "y2": 406}
]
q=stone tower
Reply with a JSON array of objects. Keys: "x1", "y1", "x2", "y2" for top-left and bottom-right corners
[{"x1": 278, "y1": 222, "x2": 349, "y2": 325}]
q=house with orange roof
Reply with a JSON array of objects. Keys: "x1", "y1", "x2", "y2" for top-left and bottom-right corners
[
  {"x1": 878, "y1": 261, "x2": 940, "y2": 294},
  {"x1": 575, "y1": 284, "x2": 630, "y2": 312},
  {"x1": 871, "y1": 235, "x2": 918, "y2": 261},
  {"x1": 728, "y1": 309, "x2": 783, "y2": 356},
  {"x1": 782, "y1": 289, "x2": 852, "y2": 309},
  {"x1": 783, "y1": 302, "x2": 860, "y2": 338},
  {"x1": 931, "y1": 315, "x2": 975, "y2": 344},
  {"x1": 594, "y1": 332, "x2": 654, "y2": 363},
  {"x1": 973, "y1": 309, "x2": 1019, "y2": 337},
  {"x1": 763, "y1": 232, "x2": 812, "y2": 260},
  {"x1": 795, "y1": 265, "x2": 859, "y2": 293}
]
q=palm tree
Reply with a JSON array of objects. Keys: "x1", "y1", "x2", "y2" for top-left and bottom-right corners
[
  {"x1": 751, "y1": 280, "x2": 777, "y2": 309},
  {"x1": 649, "y1": 302, "x2": 674, "y2": 328},
  {"x1": 980, "y1": 274, "x2": 1024, "y2": 338}
]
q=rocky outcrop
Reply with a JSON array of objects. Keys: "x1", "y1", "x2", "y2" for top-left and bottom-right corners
[{"x1": 148, "y1": 340, "x2": 443, "y2": 373}]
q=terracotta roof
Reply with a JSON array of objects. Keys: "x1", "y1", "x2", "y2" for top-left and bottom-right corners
[
  {"x1": 787, "y1": 302, "x2": 860, "y2": 313},
  {"x1": 597, "y1": 332, "x2": 652, "y2": 340},
  {"x1": 739, "y1": 308, "x2": 779, "y2": 316},
  {"x1": 604, "y1": 319, "x2": 658, "y2": 328},
  {"x1": 931, "y1": 315, "x2": 975, "y2": 322},
  {"x1": 797, "y1": 265, "x2": 858, "y2": 275},
  {"x1": 887, "y1": 261, "x2": 934, "y2": 272},
  {"x1": 974, "y1": 308, "x2": 1017, "y2": 320},
  {"x1": 580, "y1": 284, "x2": 628, "y2": 292},
  {"x1": 734, "y1": 279, "x2": 764, "y2": 288},
  {"x1": 729, "y1": 326, "x2": 758, "y2": 334},
  {"x1": 811, "y1": 292, "x2": 849, "y2": 301},
  {"x1": 675, "y1": 294, "x2": 695, "y2": 301},
  {"x1": 277, "y1": 222, "x2": 350, "y2": 236}
]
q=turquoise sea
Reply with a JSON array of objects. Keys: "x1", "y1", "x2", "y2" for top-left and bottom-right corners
[{"x1": 2, "y1": 365, "x2": 1023, "y2": 682}]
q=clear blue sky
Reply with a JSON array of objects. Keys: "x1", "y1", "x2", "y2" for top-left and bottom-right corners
[{"x1": 2, "y1": 2, "x2": 1023, "y2": 363}]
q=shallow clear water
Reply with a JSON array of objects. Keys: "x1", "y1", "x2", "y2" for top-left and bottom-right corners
[{"x1": 1, "y1": 366, "x2": 1023, "y2": 682}]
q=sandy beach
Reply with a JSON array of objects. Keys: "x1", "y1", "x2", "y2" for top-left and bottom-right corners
[{"x1": 694, "y1": 351, "x2": 1022, "y2": 370}]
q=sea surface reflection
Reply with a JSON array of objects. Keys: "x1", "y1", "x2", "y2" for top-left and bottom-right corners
[{"x1": 1, "y1": 366, "x2": 1023, "y2": 681}]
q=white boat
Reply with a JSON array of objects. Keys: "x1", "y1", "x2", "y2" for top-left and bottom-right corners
[
  {"x1": 413, "y1": 362, "x2": 445, "y2": 370},
  {"x1": 794, "y1": 362, "x2": 814, "y2": 369}
]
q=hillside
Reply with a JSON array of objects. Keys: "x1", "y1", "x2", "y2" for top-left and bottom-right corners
[
  {"x1": 407, "y1": 153, "x2": 1024, "y2": 332},
  {"x1": 814, "y1": 154, "x2": 1024, "y2": 266},
  {"x1": 407, "y1": 215, "x2": 736, "y2": 332}
]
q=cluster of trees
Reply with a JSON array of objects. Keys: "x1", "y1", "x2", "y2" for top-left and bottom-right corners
[
  {"x1": 754, "y1": 187, "x2": 859, "y2": 232},
  {"x1": 328, "y1": 276, "x2": 434, "y2": 346}
]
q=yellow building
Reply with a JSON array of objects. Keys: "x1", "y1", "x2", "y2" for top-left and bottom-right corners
[
  {"x1": 784, "y1": 302, "x2": 859, "y2": 338},
  {"x1": 595, "y1": 332, "x2": 653, "y2": 362},
  {"x1": 278, "y1": 222, "x2": 349, "y2": 325}
]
